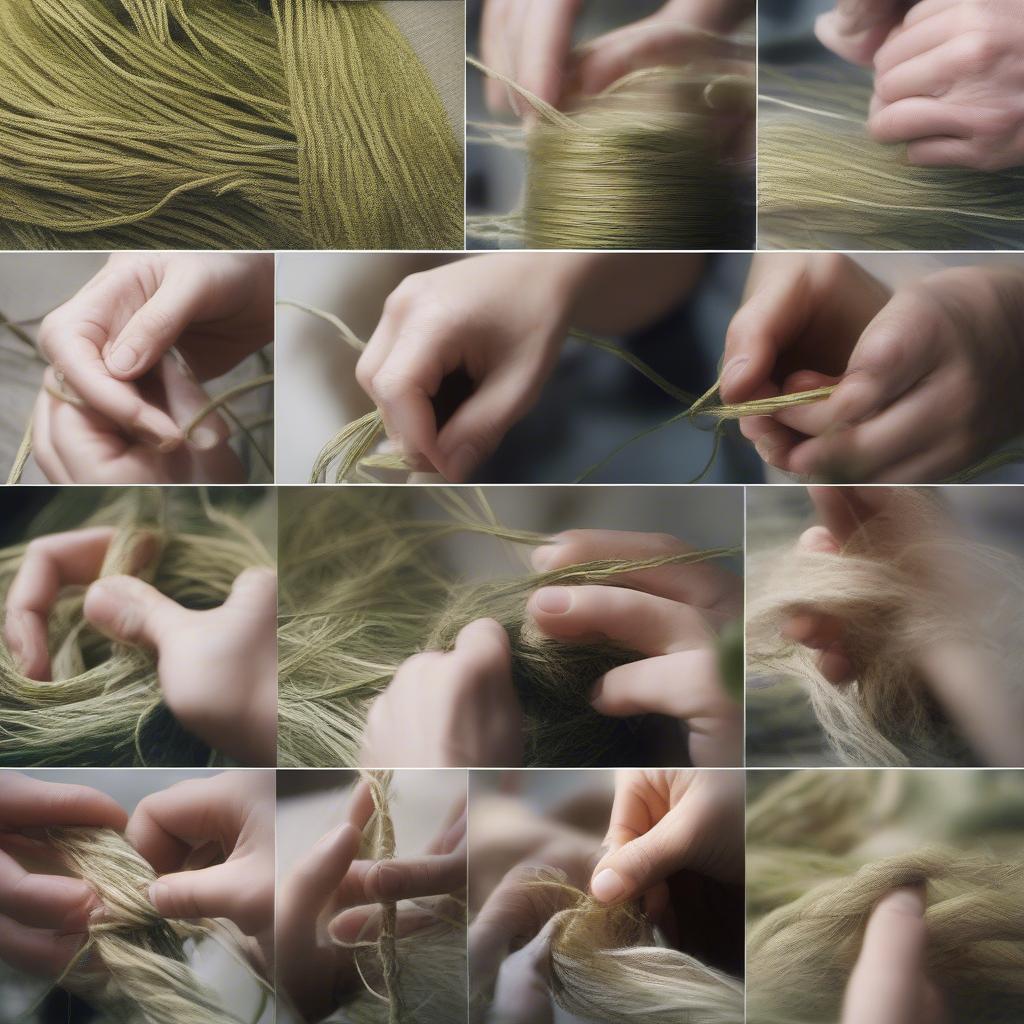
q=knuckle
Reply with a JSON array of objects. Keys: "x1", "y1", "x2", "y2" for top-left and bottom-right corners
[{"x1": 956, "y1": 30, "x2": 998, "y2": 74}]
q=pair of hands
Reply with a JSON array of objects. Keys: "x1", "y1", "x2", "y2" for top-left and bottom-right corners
[
  {"x1": 0, "y1": 772, "x2": 275, "y2": 982},
  {"x1": 722, "y1": 253, "x2": 1024, "y2": 482},
  {"x1": 471, "y1": 769, "x2": 743, "y2": 1023},
  {"x1": 481, "y1": 0, "x2": 753, "y2": 118},
  {"x1": 360, "y1": 529, "x2": 743, "y2": 769},
  {"x1": 31, "y1": 252, "x2": 273, "y2": 483},
  {"x1": 817, "y1": 0, "x2": 1024, "y2": 170},
  {"x1": 277, "y1": 781, "x2": 467, "y2": 1023},
  {"x1": 780, "y1": 486, "x2": 1024, "y2": 767},
  {"x1": 356, "y1": 251, "x2": 1024, "y2": 485},
  {"x1": 3, "y1": 528, "x2": 277, "y2": 766}
]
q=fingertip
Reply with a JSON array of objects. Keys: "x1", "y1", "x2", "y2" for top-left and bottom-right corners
[
  {"x1": 457, "y1": 617, "x2": 510, "y2": 654},
  {"x1": 875, "y1": 886, "x2": 926, "y2": 919},
  {"x1": 819, "y1": 646, "x2": 855, "y2": 685},
  {"x1": 104, "y1": 343, "x2": 143, "y2": 379},
  {"x1": 528, "y1": 587, "x2": 573, "y2": 618},
  {"x1": 590, "y1": 866, "x2": 628, "y2": 905},
  {"x1": 796, "y1": 525, "x2": 841, "y2": 555},
  {"x1": 718, "y1": 356, "x2": 751, "y2": 403}
]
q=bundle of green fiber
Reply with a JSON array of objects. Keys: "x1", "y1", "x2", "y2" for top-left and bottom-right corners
[
  {"x1": 30, "y1": 826, "x2": 270, "y2": 1024},
  {"x1": 277, "y1": 488, "x2": 740, "y2": 767},
  {"x1": 746, "y1": 770, "x2": 1024, "y2": 1024},
  {"x1": 746, "y1": 489, "x2": 1024, "y2": 767},
  {"x1": 0, "y1": 0, "x2": 463, "y2": 250},
  {"x1": 0, "y1": 487, "x2": 274, "y2": 766},
  {"x1": 759, "y1": 65, "x2": 1024, "y2": 250},
  {"x1": 468, "y1": 59, "x2": 754, "y2": 249},
  {"x1": 335, "y1": 773, "x2": 468, "y2": 1024}
]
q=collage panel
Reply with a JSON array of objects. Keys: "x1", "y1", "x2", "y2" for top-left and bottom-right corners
[
  {"x1": 465, "y1": 0, "x2": 756, "y2": 251},
  {"x1": 746, "y1": 769, "x2": 1024, "y2": 1022},
  {"x1": 745, "y1": 485, "x2": 1024, "y2": 769},
  {"x1": 276, "y1": 250, "x2": 1024, "y2": 488},
  {"x1": 277, "y1": 484, "x2": 744, "y2": 769},
  {"x1": 0, "y1": 485, "x2": 277, "y2": 768},
  {"x1": 0, "y1": 252, "x2": 274, "y2": 487},
  {"x1": 0, "y1": 768, "x2": 275, "y2": 1024},
  {"x1": 469, "y1": 768, "x2": 745, "y2": 1023},
  {"x1": 757, "y1": 2, "x2": 1024, "y2": 251},
  {"x1": 276, "y1": 769, "x2": 468, "y2": 1024},
  {"x1": 0, "y1": 1, "x2": 466, "y2": 252}
]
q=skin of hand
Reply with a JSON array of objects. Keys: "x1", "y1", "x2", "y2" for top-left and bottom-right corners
[
  {"x1": 2, "y1": 527, "x2": 278, "y2": 766},
  {"x1": 32, "y1": 360, "x2": 244, "y2": 484},
  {"x1": 841, "y1": 887, "x2": 948, "y2": 1024},
  {"x1": 783, "y1": 486, "x2": 1024, "y2": 767},
  {"x1": 721, "y1": 253, "x2": 893, "y2": 471},
  {"x1": 0, "y1": 774, "x2": 127, "y2": 979},
  {"x1": 33, "y1": 251, "x2": 273, "y2": 464},
  {"x1": 354, "y1": 253, "x2": 699, "y2": 482},
  {"x1": 525, "y1": 530, "x2": 743, "y2": 767},
  {"x1": 815, "y1": 0, "x2": 914, "y2": 66},
  {"x1": 480, "y1": 0, "x2": 752, "y2": 116},
  {"x1": 588, "y1": 769, "x2": 744, "y2": 907},
  {"x1": 869, "y1": 0, "x2": 1024, "y2": 170},
  {"x1": 360, "y1": 619, "x2": 523, "y2": 768},
  {"x1": 470, "y1": 826, "x2": 600, "y2": 1024},
  {"x1": 277, "y1": 781, "x2": 466, "y2": 1024},
  {"x1": 126, "y1": 772, "x2": 275, "y2": 976}
]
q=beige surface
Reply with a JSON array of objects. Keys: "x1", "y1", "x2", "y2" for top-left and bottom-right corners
[
  {"x1": 383, "y1": 0, "x2": 466, "y2": 140},
  {"x1": 0, "y1": 253, "x2": 272, "y2": 485}
]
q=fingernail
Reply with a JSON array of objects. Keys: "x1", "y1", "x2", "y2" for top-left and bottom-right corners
[
  {"x1": 189, "y1": 426, "x2": 220, "y2": 452},
  {"x1": 590, "y1": 675, "x2": 606, "y2": 704},
  {"x1": 531, "y1": 544, "x2": 559, "y2": 571},
  {"x1": 367, "y1": 862, "x2": 402, "y2": 901},
  {"x1": 136, "y1": 408, "x2": 182, "y2": 453},
  {"x1": 147, "y1": 882, "x2": 165, "y2": 910},
  {"x1": 755, "y1": 438, "x2": 780, "y2": 466},
  {"x1": 445, "y1": 444, "x2": 479, "y2": 483},
  {"x1": 720, "y1": 356, "x2": 748, "y2": 392},
  {"x1": 880, "y1": 887, "x2": 925, "y2": 917},
  {"x1": 591, "y1": 868, "x2": 626, "y2": 904},
  {"x1": 88, "y1": 904, "x2": 109, "y2": 926},
  {"x1": 5, "y1": 616, "x2": 24, "y2": 665},
  {"x1": 108, "y1": 345, "x2": 139, "y2": 374},
  {"x1": 533, "y1": 587, "x2": 572, "y2": 615},
  {"x1": 329, "y1": 910, "x2": 374, "y2": 944}
]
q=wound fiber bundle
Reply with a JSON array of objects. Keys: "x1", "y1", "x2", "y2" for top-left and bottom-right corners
[
  {"x1": 758, "y1": 67, "x2": 1024, "y2": 251},
  {"x1": 0, "y1": 487, "x2": 274, "y2": 766},
  {"x1": 0, "y1": 0, "x2": 463, "y2": 250},
  {"x1": 276, "y1": 487, "x2": 738, "y2": 767},
  {"x1": 746, "y1": 489, "x2": 1024, "y2": 766},
  {"x1": 41, "y1": 826, "x2": 262, "y2": 1024},
  {"x1": 747, "y1": 770, "x2": 1024, "y2": 1024}
]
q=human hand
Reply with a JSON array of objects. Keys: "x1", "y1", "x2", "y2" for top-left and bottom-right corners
[
  {"x1": 765, "y1": 264, "x2": 1024, "y2": 482},
  {"x1": 815, "y1": 0, "x2": 913, "y2": 66},
  {"x1": 126, "y1": 772, "x2": 275, "y2": 975},
  {"x1": 2, "y1": 527, "x2": 277, "y2": 765},
  {"x1": 32, "y1": 360, "x2": 244, "y2": 484},
  {"x1": 870, "y1": 0, "x2": 1024, "y2": 170},
  {"x1": 355, "y1": 255, "x2": 584, "y2": 482},
  {"x1": 0, "y1": 773, "x2": 126, "y2": 978},
  {"x1": 35, "y1": 251, "x2": 273, "y2": 454},
  {"x1": 83, "y1": 568, "x2": 278, "y2": 766},
  {"x1": 277, "y1": 781, "x2": 466, "y2": 1023},
  {"x1": 360, "y1": 619, "x2": 522, "y2": 768},
  {"x1": 589, "y1": 769, "x2": 744, "y2": 906},
  {"x1": 841, "y1": 887, "x2": 947, "y2": 1024},
  {"x1": 721, "y1": 253, "x2": 893, "y2": 471},
  {"x1": 781, "y1": 486, "x2": 1024, "y2": 766},
  {"x1": 481, "y1": 0, "x2": 751, "y2": 116},
  {"x1": 526, "y1": 530, "x2": 743, "y2": 767}
]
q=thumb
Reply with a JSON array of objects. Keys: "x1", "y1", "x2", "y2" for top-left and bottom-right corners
[
  {"x1": 222, "y1": 567, "x2": 278, "y2": 619},
  {"x1": 83, "y1": 575, "x2": 189, "y2": 649},
  {"x1": 590, "y1": 804, "x2": 696, "y2": 906},
  {"x1": 149, "y1": 860, "x2": 262, "y2": 933},
  {"x1": 435, "y1": 364, "x2": 541, "y2": 483},
  {"x1": 104, "y1": 273, "x2": 204, "y2": 381}
]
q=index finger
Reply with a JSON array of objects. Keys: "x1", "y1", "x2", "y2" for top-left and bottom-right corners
[
  {"x1": 40, "y1": 320, "x2": 182, "y2": 451},
  {"x1": 0, "y1": 774, "x2": 127, "y2": 832},
  {"x1": 841, "y1": 887, "x2": 928, "y2": 1024},
  {"x1": 4, "y1": 527, "x2": 117, "y2": 680},
  {"x1": 530, "y1": 530, "x2": 737, "y2": 611},
  {"x1": 517, "y1": 0, "x2": 583, "y2": 110}
]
